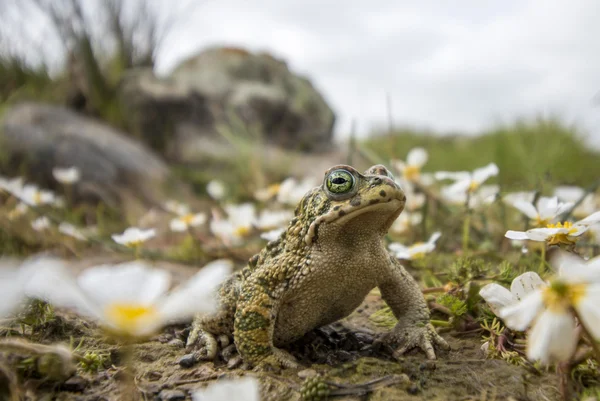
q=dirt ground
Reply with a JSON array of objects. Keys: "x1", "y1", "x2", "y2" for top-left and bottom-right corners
[{"x1": 1, "y1": 257, "x2": 561, "y2": 401}]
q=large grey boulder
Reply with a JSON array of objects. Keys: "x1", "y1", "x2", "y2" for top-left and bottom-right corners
[
  {"x1": 0, "y1": 102, "x2": 190, "y2": 218},
  {"x1": 118, "y1": 47, "x2": 336, "y2": 158}
]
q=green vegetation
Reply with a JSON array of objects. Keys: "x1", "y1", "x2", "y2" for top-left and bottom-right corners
[{"x1": 364, "y1": 118, "x2": 599, "y2": 190}]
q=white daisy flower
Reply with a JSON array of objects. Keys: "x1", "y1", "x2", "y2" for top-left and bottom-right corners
[
  {"x1": 58, "y1": 222, "x2": 88, "y2": 241},
  {"x1": 18, "y1": 184, "x2": 56, "y2": 207},
  {"x1": 254, "y1": 182, "x2": 282, "y2": 202},
  {"x1": 0, "y1": 176, "x2": 24, "y2": 196},
  {"x1": 479, "y1": 272, "x2": 546, "y2": 315},
  {"x1": 112, "y1": 227, "x2": 156, "y2": 247},
  {"x1": 255, "y1": 209, "x2": 293, "y2": 231},
  {"x1": 435, "y1": 163, "x2": 499, "y2": 194},
  {"x1": 554, "y1": 186, "x2": 597, "y2": 219},
  {"x1": 260, "y1": 227, "x2": 286, "y2": 242},
  {"x1": 0, "y1": 257, "x2": 52, "y2": 318},
  {"x1": 505, "y1": 196, "x2": 573, "y2": 227},
  {"x1": 31, "y1": 216, "x2": 51, "y2": 231},
  {"x1": 505, "y1": 211, "x2": 600, "y2": 246},
  {"x1": 192, "y1": 377, "x2": 260, "y2": 401},
  {"x1": 392, "y1": 147, "x2": 428, "y2": 182},
  {"x1": 170, "y1": 213, "x2": 207, "y2": 232},
  {"x1": 206, "y1": 180, "x2": 227, "y2": 201},
  {"x1": 210, "y1": 203, "x2": 257, "y2": 245},
  {"x1": 502, "y1": 191, "x2": 535, "y2": 207},
  {"x1": 52, "y1": 167, "x2": 81, "y2": 185},
  {"x1": 7, "y1": 202, "x2": 29, "y2": 220},
  {"x1": 441, "y1": 184, "x2": 499, "y2": 209},
  {"x1": 390, "y1": 212, "x2": 422, "y2": 236},
  {"x1": 498, "y1": 252, "x2": 600, "y2": 364},
  {"x1": 25, "y1": 259, "x2": 232, "y2": 338},
  {"x1": 165, "y1": 200, "x2": 190, "y2": 216},
  {"x1": 389, "y1": 232, "x2": 441, "y2": 260},
  {"x1": 277, "y1": 177, "x2": 317, "y2": 206}
]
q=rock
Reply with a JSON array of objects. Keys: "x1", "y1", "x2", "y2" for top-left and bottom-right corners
[
  {"x1": 61, "y1": 376, "x2": 89, "y2": 392},
  {"x1": 178, "y1": 353, "x2": 197, "y2": 368},
  {"x1": 0, "y1": 102, "x2": 193, "y2": 219},
  {"x1": 118, "y1": 46, "x2": 335, "y2": 158},
  {"x1": 157, "y1": 389, "x2": 186, "y2": 401}
]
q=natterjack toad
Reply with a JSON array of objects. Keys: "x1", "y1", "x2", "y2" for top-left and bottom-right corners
[{"x1": 187, "y1": 164, "x2": 448, "y2": 369}]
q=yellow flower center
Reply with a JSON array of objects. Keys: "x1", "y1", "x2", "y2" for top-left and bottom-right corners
[
  {"x1": 545, "y1": 221, "x2": 578, "y2": 246},
  {"x1": 533, "y1": 216, "x2": 550, "y2": 228},
  {"x1": 104, "y1": 303, "x2": 158, "y2": 335},
  {"x1": 403, "y1": 165, "x2": 420, "y2": 181},
  {"x1": 542, "y1": 280, "x2": 587, "y2": 312},
  {"x1": 268, "y1": 183, "x2": 281, "y2": 197},
  {"x1": 234, "y1": 226, "x2": 252, "y2": 237},
  {"x1": 33, "y1": 191, "x2": 42, "y2": 205},
  {"x1": 468, "y1": 181, "x2": 479, "y2": 192},
  {"x1": 125, "y1": 240, "x2": 143, "y2": 248},
  {"x1": 181, "y1": 214, "x2": 195, "y2": 224}
]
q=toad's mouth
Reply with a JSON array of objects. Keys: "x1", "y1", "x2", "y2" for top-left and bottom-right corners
[{"x1": 304, "y1": 195, "x2": 405, "y2": 245}]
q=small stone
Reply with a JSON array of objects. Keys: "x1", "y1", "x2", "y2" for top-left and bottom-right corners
[
  {"x1": 158, "y1": 389, "x2": 186, "y2": 401},
  {"x1": 407, "y1": 383, "x2": 420, "y2": 395},
  {"x1": 419, "y1": 361, "x2": 436, "y2": 371},
  {"x1": 62, "y1": 376, "x2": 89, "y2": 392},
  {"x1": 297, "y1": 368, "x2": 318, "y2": 379},
  {"x1": 178, "y1": 353, "x2": 198, "y2": 368},
  {"x1": 167, "y1": 339, "x2": 185, "y2": 348}
]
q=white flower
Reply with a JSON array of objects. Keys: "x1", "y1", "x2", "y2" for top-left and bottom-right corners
[
  {"x1": 31, "y1": 216, "x2": 51, "y2": 231},
  {"x1": 255, "y1": 209, "x2": 293, "y2": 231},
  {"x1": 254, "y1": 183, "x2": 282, "y2": 202},
  {"x1": 165, "y1": 200, "x2": 190, "y2": 216},
  {"x1": 0, "y1": 258, "x2": 45, "y2": 318},
  {"x1": 441, "y1": 184, "x2": 499, "y2": 209},
  {"x1": 260, "y1": 227, "x2": 285, "y2": 242},
  {"x1": 18, "y1": 184, "x2": 56, "y2": 207},
  {"x1": 192, "y1": 377, "x2": 260, "y2": 401},
  {"x1": 7, "y1": 202, "x2": 28, "y2": 220},
  {"x1": 435, "y1": 163, "x2": 499, "y2": 194},
  {"x1": 0, "y1": 176, "x2": 24, "y2": 196},
  {"x1": 210, "y1": 203, "x2": 256, "y2": 245},
  {"x1": 59, "y1": 222, "x2": 87, "y2": 241},
  {"x1": 502, "y1": 191, "x2": 535, "y2": 207},
  {"x1": 389, "y1": 232, "x2": 441, "y2": 260},
  {"x1": 506, "y1": 196, "x2": 573, "y2": 227},
  {"x1": 170, "y1": 213, "x2": 207, "y2": 232},
  {"x1": 112, "y1": 227, "x2": 156, "y2": 247},
  {"x1": 206, "y1": 180, "x2": 227, "y2": 201},
  {"x1": 390, "y1": 212, "x2": 422, "y2": 236},
  {"x1": 505, "y1": 211, "x2": 600, "y2": 246},
  {"x1": 392, "y1": 147, "x2": 428, "y2": 182},
  {"x1": 479, "y1": 272, "x2": 546, "y2": 315},
  {"x1": 25, "y1": 259, "x2": 232, "y2": 337},
  {"x1": 52, "y1": 167, "x2": 81, "y2": 184},
  {"x1": 277, "y1": 178, "x2": 317, "y2": 206},
  {"x1": 554, "y1": 186, "x2": 597, "y2": 219},
  {"x1": 497, "y1": 252, "x2": 600, "y2": 364}
]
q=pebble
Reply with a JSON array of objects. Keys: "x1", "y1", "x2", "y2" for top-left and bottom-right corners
[
  {"x1": 158, "y1": 389, "x2": 186, "y2": 401},
  {"x1": 297, "y1": 368, "x2": 318, "y2": 379},
  {"x1": 62, "y1": 376, "x2": 88, "y2": 392},
  {"x1": 178, "y1": 353, "x2": 198, "y2": 368}
]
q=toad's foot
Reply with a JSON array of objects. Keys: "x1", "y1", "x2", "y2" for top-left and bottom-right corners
[
  {"x1": 186, "y1": 328, "x2": 230, "y2": 361},
  {"x1": 249, "y1": 348, "x2": 301, "y2": 372},
  {"x1": 379, "y1": 322, "x2": 449, "y2": 360}
]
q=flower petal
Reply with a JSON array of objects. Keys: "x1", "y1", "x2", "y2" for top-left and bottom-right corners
[
  {"x1": 406, "y1": 147, "x2": 428, "y2": 167},
  {"x1": 472, "y1": 163, "x2": 499, "y2": 184},
  {"x1": 576, "y1": 284, "x2": 600, "y2": 340},
  {"x1": 157, "y1": 260, "x2": 232, "y2": 324},
  {"x1": 577, "y1": 211, "x2": 600, "y2": 226},
  {"x1": 499, "y1": 290, "x2": 543, "y2": 331},
  {"x1": 527, "y1": 309, "x2": 577, "y2": 364},
  {"x1": 77, "y1": 262, "x2": 171, "y2": 307},
  {"x1": 510, "y1": 272, "x2": 546, "y2": 300},
  {"x1": 511, "y1": 200, "x2": 539, "y2": 220},
  {"x1": 479, "y1": 283, "x2": 515, "y2": 315},
  {"x1": 192, "y1": 377, "x2": 260, "y2": 401},
  {"x1": 505, "y1": 230, "x2": 529, "y2": 240}
]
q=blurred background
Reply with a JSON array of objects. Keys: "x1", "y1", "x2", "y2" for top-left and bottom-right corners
[{"x1": 0, "y1": 0, "x2": 598, "y2": 223}]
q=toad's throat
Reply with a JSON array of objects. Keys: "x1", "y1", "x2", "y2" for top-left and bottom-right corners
[{"x1": 304, "y1": 197, "x2": 405, "y2": 245}]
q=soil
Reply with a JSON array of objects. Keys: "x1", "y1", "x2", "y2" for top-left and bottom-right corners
[{"x1": 1, "y1": 257, "x2": 561, "y2": 401}]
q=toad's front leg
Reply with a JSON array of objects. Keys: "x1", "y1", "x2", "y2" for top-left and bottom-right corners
[
  {"x1": 234, "y1": 279, "x2": 299, "y2": 370},
  {"x1": 378, "y1": 257, "x2": 449, "y2": 359}
]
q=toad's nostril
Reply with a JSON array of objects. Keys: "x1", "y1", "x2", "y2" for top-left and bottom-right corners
[{"x1": 373, "y1": 177, "x2": 382, "y2": 185}]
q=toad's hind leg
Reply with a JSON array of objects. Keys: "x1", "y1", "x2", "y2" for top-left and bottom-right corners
[{"x1": 186, "y1": 274, "x2": 239, "y2": 360}]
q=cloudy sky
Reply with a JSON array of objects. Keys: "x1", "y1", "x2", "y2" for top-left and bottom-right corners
[{"x1": 152, "y1": 0, "x2": 600, "y2": 146}]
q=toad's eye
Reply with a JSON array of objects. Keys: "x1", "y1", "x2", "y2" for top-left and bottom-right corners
[{"x1": 326, "y1": 169, "x2": 355, "y2": 194}]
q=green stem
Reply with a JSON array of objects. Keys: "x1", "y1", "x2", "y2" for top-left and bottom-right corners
[
  {"x1": 539, "y1": 245, "x2": 546, "y2": 273},
  {"x1": 430, "y1": 319, "x2": 452, "y2": 327},
  {"x1": 462, "y1": 213, "x2": 471, "y2": 253}
]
